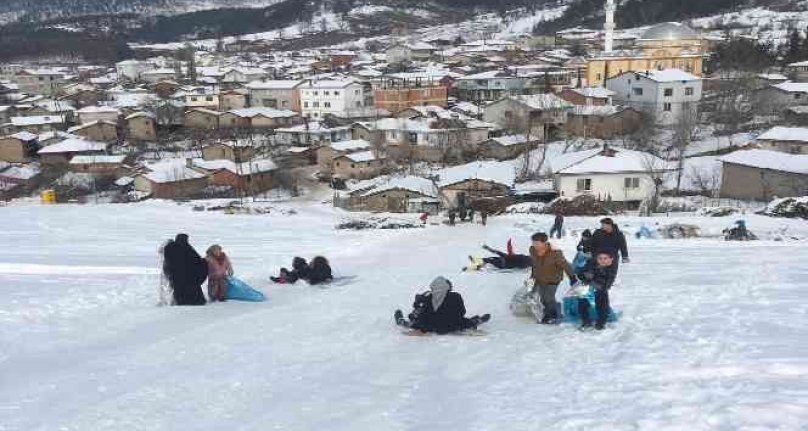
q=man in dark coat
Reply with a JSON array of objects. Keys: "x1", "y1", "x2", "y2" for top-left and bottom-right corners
[
  {"x1": 394, "y1": 277, "x2": 490, "y2": 334},
  {"x1": 590, "y1": 218, "x2": 629, "y2": 264},
  {"x1": 164, "y1": 233, "x2": 208, "y2": 305},
  {"x1": 549, "y1": 212, "x2": 564, "y2": 239}
]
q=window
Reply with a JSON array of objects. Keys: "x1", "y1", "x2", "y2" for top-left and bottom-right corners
[
  {"x1": 355, "y1": 89, "x2": 360, "y2": 95},
  {"x1": 576, "y1": 178, "x2": 592, "y2": 191},
  {"x1": 355, "y1": 101, "x2": 362, "y2": 107},
  {"x1": 282, "y1": 101, "x2": 288, "y2": 107},
  {"x1": 663, "y1": 102, "x2": 672, "y2": 112},
  {"x1": 313, "y1": 102, "x2": 320, "y2": 108},
  {"x1": 664, "y1": 88, "x2": 673, "y2": 97},
  {"x1": 351, "y1": 163, "x2": 356, "y2": 168},
  {"x1": 206, "y1": 96, "x2": 214, "y2": 102},
  {"x1": 324, "y1": 102, "x2": 331, "y2": 108},
  {"x1": 313, "y1": 91, "x2": 319, "y2": 96},
  {"x1": 324, "y1": 91, "x2": 330, "y2": 96},
  {"x1": 335, "y1": 162, "x2": 340, "y2": 167},
  {"x1": 795, "y1": 93, "x2": 802, "y2": 100},
  {"x1": 596, "y1": 73, "x2": 602, "y2": 81},
  {"x1": 408, "y1": 132, "x2": 417, "y2": 143},
  {"x1": 624, "y1": 177, "x2": 640, "y2": 189},
  {"x1": 685, "y1": 87, "x2": 694, "y2": 96},
  {"x1": 304, "y1": 102, "x2": 309, "y2": 108},
  {"x1": 334, "y1": 91, "x2": 340, "y2": 96},
  {"x1": 632, "y1": 88, "x2": 643, "y2": 96}
]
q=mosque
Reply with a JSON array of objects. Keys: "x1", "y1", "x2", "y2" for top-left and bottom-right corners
[{"x1": 585, "y1": 0, "x2": 705, "y2": 86}]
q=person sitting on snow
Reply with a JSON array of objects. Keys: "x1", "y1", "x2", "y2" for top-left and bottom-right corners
[
  {"x1": 307, "y1": 256, "x2": 333, "y2": 285},
  {"x1": 576, "y1": 250, "x2": 618, "y2": 330},
  {"x1": 271, "y1": 257, "x2": 310, "y2": 284},
  {"x1": 394, "y1": 276, "x2": 490, "y2": 334}
]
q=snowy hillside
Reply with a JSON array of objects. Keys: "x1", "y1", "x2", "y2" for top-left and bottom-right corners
[{"x1": 1, "y1": 201, "x2": 807, "y2": 429}]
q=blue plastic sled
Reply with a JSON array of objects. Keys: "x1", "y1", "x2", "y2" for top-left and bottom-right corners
[
  {"x1": 562, "y1": 285, "x2": 620, "y2": 323},
  {"x1": 226, "y1": 276, "x2": 266, "y2": 302}
]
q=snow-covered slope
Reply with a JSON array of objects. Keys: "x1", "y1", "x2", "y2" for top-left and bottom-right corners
[{"x1": 1, "y1": 201, "x2": 807, "y2": 429}]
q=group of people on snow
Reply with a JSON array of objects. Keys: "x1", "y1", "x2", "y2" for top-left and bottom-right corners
[
  {"x1": 270, "y1": 256, "x2": 333, "y2": 285},
  {"x1": 395, "y1": 217, "x2": 629, "y2": 334}
]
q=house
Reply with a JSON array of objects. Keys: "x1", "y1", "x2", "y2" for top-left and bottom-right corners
[
  {"x1": 455, "y1": 70, "x2": 538, "y2": 102},
  {"x1": 184, "y1": 108, "x2": 221, "y2": 129},
  {"x1": 483, "y1": 94, "x2": 573, "y2": 139},
  {"x1": 317, "y1": 139, "x2": 372, "y2": 174},
  {"x1": 0, "y1": 163, "x2": 41, "y2": 199},
  {"x1": 564, "y1": 105, "x2": 643, "y2": 139},
  {"x1": 180, "y1": 89, "x2": 220, "y2": 110},
  {"x1": 246, "y1": 80, "x2": 303, "y2": 111},
  {"x1": 68, "y1": 154, "x2": 128, "y2": 176},
  {"x1": 202, "y1": 141, "x2": 257, "y2": 163},
  {"x1": 354, "y1": 176, "x2": 439, "y2": 212},
  {"x1": 718, "y1": 149, "x2": 808, "y2": 200},
  {"x1": 785, "y1": 106, "x2": 808, "y2": 126},
  {"x1": 479, "y1": 134, "x2": 535, "y2": 160},
  {"x1": 354, "y1": 116, "x2": 493, "y2": 163},
  {"x1": 141, "y1": 69, "x2": 179, "y2": 84},
  {"x1": 116, "y1": 60, "x2": 156, "y2": 82},
  {"x1": 299, "y1": 79, "x2": 367, "y2": 119},
  {"x1": 374, "y1": 72, "x2": 449, "y2": 113},
  {"x1": 76, "y1": 106, "x2": 121, "y2": 124},
  {"x1": 275, "y1": 121, "x2": 352, "y2": 146},
  {"x1": 222, "y1": 67, "x2": 267, "y2": 86},
  {"x1": 0, "y1": 132, "x2": 38, "y2": 162},
  {"x1": 68, "y1": 121, "x2": 118, "y2": 143},
  {"x1": 192, "y1": 158, "x2": 277, "y2": 194},
  {"x1": 757, "y1": 82, "x2": 808, "y2": 116},
  {"x1": 559, "y1": 87, "x2": 615, "y2": 106},
  {"x1": 550, "y1": 146, "x2": 671, "y2": 209},
  {"x1": 785, "y1": 60, "x2": 808, "y2": 81},
  {"x1": 5, "y1": 115, "x2": 66, "y2": 134},
  {"x1": 37, "y1": 138, "x2": 108, "y2": 165},
  {"x1": 278, "y1": 146, "x2": 318, "y2": 167},
  {"x1": 134, "y1": 159, "x2": 209, "y2": 199},
  {"x1": 606, "y1": 69, "x2": 702, "y2": 126},
  {"x1": 125, "y1": 112, "x2": 157, "y2": 142},
  {"x1": 753, "y1": 126, "x2": 808, "y2": 155},
  {"x1": 219, "y1": 107, "x2": 299, "y2": 129},
  {"x1": 436, "y1": 161, "x2": 516, "y2": 209},
  {"x1": 12, "y1": 69, "x2": 65, "y2": 95},
  {"x1": 220, "y1": 89, "x2": 248, "y2": 111},
  {"x1": 386, "y1": 44, "x2": 413, "y2": 64},
  {"x1": 38, "y1": 131, "x2": 80, "y2": 146},
  {"x1": 332, "y1": 151, "x2": 387, "y2": 180}
]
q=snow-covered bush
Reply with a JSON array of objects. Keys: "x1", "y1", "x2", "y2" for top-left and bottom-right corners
[{"x1": 757, "y1": 197, "x2": 808, "y2": 219}]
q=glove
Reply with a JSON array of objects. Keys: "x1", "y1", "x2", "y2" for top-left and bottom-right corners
[
  {"x1": 569, "y1": 275, "x2": 578, "y2": 285},
  {"x1": 622, "y1": 257, "x2": 630, "y2": 263}
]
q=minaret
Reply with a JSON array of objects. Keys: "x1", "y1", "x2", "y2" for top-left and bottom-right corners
[{"x1": 604, "y1": 0, "x2": 616, "y2": 53}]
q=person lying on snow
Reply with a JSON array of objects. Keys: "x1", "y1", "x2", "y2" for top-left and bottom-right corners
[
  {"x1": 271, "y1": 257, "x2": 309, "y2": 284},
  {"x1": 206, "y1": 244, "x2": 233, "y2": 302},
  {"x1": 394, "y1": 276, "x2": 491, "y2": 334},
  {"x1": 478, "y1": 243, "x2": 532, "y2": 270},
  {"x1": 576, "y1": 250, "x2": 618, "y2": 330}
]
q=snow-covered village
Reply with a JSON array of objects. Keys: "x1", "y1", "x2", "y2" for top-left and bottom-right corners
[{"x1": 1, "y1": 0, "x2": 807, "y2": 429}]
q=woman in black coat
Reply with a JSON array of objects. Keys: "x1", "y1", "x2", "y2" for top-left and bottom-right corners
[
  {"x1": 307, "y1": 256, "x2": 333, "y2": 285},
  {"x1": 395, "y1": 277, "x2": 490, "y2": 334},
  {"x1": 164, "y1": 234, "x2": 208, "y2": 305}
]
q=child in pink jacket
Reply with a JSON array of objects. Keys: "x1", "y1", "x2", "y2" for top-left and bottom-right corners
[{"x1": 206, "y1": 244, "x2": 233, "y2": 302}]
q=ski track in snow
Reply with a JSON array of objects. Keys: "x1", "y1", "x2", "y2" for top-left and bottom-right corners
[{"x1": 0, "y1": 202, "x2": 807, "y2": 430}]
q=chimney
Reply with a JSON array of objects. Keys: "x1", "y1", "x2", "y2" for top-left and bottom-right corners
[{"x1": 604, "y1": 0, "x2": 616, "y2": 53}]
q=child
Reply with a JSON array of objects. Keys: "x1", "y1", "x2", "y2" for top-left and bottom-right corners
[
  {"x1": 271, "y1": 257, "x2": 309, "y2": 284},
  {"x1": 576, "y1": 250, "x2": 617, "y2": 330},
  {"x1": 206, "y1": 245, "x2": 233, "y2": 302}
]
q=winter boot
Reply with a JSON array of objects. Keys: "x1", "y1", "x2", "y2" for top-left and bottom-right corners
[{"x1": 394, "y1": 310, "x2": 410, "y2": 327}]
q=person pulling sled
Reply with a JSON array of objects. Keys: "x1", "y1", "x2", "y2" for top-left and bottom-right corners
[{"x1": 394, "y1": 276, "x2": 490, "y2": 334}]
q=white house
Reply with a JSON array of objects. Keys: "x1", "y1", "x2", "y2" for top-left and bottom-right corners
[
  {"x1": 551, "y1": 146, "x2": 671, "y2": 208},
  {"x1": 606, "y1": 69, "x2": 702, "y2": 126},
  {"x1": 141, "y1": 69, "x2": 179, "y2": 84},
  {"x1": 115, "y1": 60, "x2": 156, "y2": 82},
  {"x1": 298, "y1": 79, "x2": 366, "y2": 119},
  {"x1": 222, "y1": 67, "x2": 267, "y2": 85}
]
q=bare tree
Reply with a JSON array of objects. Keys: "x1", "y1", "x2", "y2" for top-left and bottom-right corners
[
  {"x1": 669, "y1": 101, "x2": 700, "y2": 195},
  {"x1": 641, "y1": 154, "x2": 670, "y2": 216},
  {"x1": 689, "y1": 164, "x2": 721, "y2": 197}
]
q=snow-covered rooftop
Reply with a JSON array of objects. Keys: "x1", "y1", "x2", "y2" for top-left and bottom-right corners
[
  {"x1": 437, "y1": 160, "x2": 516, "y2": 188},
  {"x1": 639, "y1": 69, "x2": 701, "y2": 83},
  {"x1": 38, "y1": 138, "x2": 107, "y2": 154},
  {"x1": 227, "y1": 107, "x2": 298, "y2": 118},
  {"x1": 552, "y1": 147, "x2": 669, "y2": 175},
  {"x1": 140, "y1": 159, "x2": 208, "y2": 184},
  {"x1": 245, "y1": 80, "x2": 304, "y2": 90},
  {"x1": 569, "y1": 86, "x2": 615, "y2": 99},
  {"x1": 193, "y1": 158, "x2": 278, "y2": 175},
  {"x1": 9, "y1": 131, "x2": 38, "y2": 142},
  {"x1": 719, "y1": 149, "x2": 808, "y2": 175},
  {"x1": 11, "y1": 116, "x2": 65, "y2": 126},
  {"x1": 756, "y1": 126, "x2": 808, "y2": 142},
  {"x1": 361, "y1": 175, "x2": 437, "y2": 197},
  {"x1": 340, "y1": 151, "x2": 381, "y2": 163},
  {"x1": 330, "y1": 139, "x2": 371, "y2": 152},
  {"x1": 489, "y1": 134, "x2": 530, "y2": 147},
  {"x1": 69, "y1": 155, "x2": 127, "y2": 165},
  {"x1": 771, "y1": 82, "x2": 808, "y2": 94},
  {"x1": 510, "y1": 94, "x2": 573, "y2": 110}
]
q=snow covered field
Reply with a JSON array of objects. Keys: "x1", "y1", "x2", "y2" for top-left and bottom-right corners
[{"x1": 1, "y1": 201, "x2": 807, "y2": 430}]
